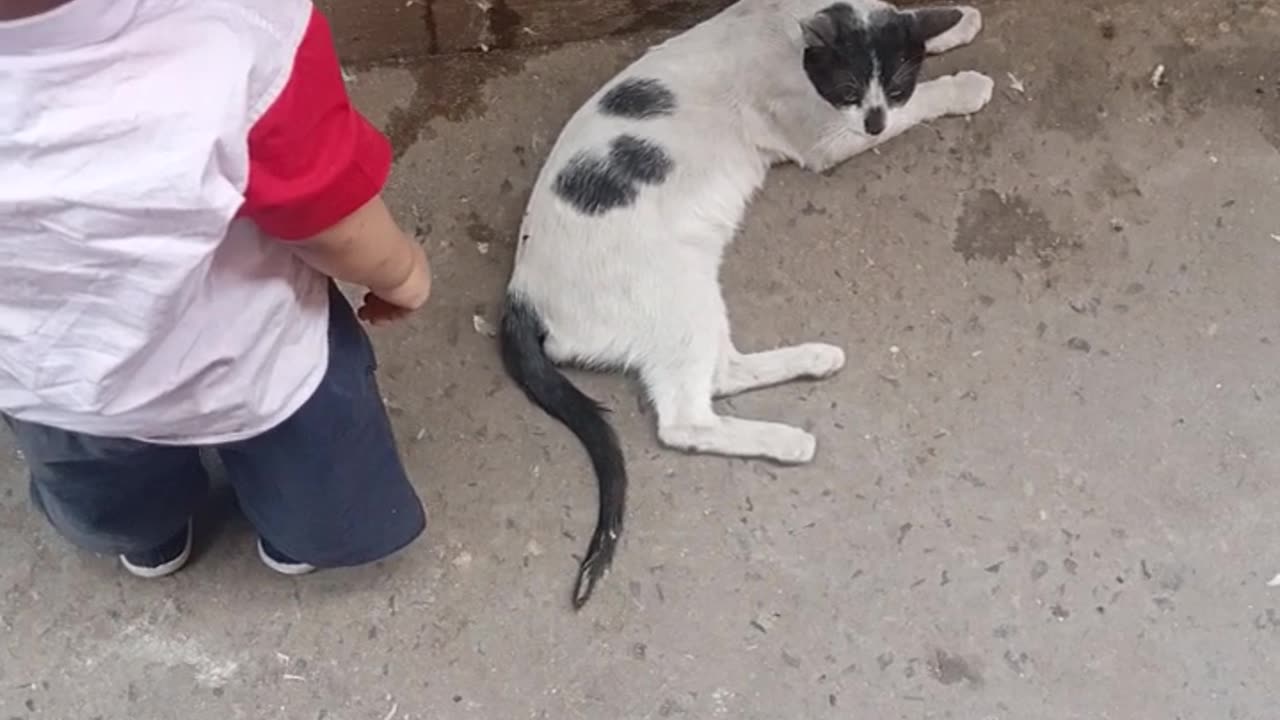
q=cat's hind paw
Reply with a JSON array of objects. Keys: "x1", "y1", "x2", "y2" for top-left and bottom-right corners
[{"x1": 766, "y1": 426, "x2": 818, "y2": 465}]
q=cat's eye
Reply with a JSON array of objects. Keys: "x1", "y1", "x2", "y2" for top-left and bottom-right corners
[
  {"x1": 887, "y1": 88, "x2": 910, "y2": 103},
  {"x1": 839, "y1": 84, "x2": 865, "y2": 106}
]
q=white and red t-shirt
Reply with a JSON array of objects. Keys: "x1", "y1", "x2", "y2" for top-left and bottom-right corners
[{"x1": 0, "y1": 0, "x2": 391, "y2": 443}]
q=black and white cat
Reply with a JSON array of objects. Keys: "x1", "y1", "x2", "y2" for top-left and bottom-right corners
[{"x1": 500, "y1": 0, "x2": 994, "y2": 607}]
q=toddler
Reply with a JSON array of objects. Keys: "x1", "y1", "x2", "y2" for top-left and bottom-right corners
[{"x1": 0, "y1": 0, "x2": 430, "y2": 577}]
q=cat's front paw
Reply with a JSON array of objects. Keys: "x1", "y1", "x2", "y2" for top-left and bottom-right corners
[{"x1": 945, "y1": 71, "x2": 994, "y2": 115}]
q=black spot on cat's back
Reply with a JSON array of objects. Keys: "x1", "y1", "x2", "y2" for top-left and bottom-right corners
[
  {"x1": 553, "y1": 135, "x2": 674, "y2": 216},
  {"x1": 608, "y1": 135, "x2": 673, "y2": 184},
  {"x1": 554, "y1": 153, "x2": 635, "y2": 216},
  {"x1": 599, "y1": 78, "x2": 676, "y2": 119}
]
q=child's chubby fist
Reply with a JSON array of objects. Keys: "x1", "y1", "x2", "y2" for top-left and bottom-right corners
[{"x1": 358, "y1": 245, "x2": 431, "y2": 326}]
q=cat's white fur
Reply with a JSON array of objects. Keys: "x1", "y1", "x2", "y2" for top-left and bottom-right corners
[{"x1": 508, "y1": 0, "x2": 993, "y2": 464}]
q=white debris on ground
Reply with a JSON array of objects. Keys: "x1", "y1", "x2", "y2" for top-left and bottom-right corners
[
  {"x1": 472, "y1": 314, "x2": 497, "y2": 337},
  {"x1": 1150, "y1": 63, "x2": 1166, "y2": 89}
]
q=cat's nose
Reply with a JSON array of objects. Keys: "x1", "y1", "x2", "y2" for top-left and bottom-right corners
[{"x1": 864, "y1": 107, "x2": 886, "y2": 135}]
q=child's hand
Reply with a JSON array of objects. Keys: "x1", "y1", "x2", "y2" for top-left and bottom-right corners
[
  {"x1": 357, "y1": 244, "x2": 431, "y2": 326},
  {"x1": 290, "y1": 195, "x2": 432, "y2": 326},
  {"x1": 357, "y1": 293, "x2": 411, "y2": 325}
]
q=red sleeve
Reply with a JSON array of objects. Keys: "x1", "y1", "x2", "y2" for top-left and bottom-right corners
[{"x1": 239, "y1": 8, "x2": 392, "y2": 241}]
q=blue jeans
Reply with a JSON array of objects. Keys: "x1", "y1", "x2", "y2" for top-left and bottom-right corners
[{"x1": 4, "y1": 284, "x2": 425, "y2": 567}]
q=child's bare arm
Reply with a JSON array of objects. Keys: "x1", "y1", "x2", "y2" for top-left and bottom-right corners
[
  {"x1": 293, "y1": 195, "x2": 431, "y2": 321},
  {"x1": 234, "y1": 9, "x2": 428, "y2": 325}
]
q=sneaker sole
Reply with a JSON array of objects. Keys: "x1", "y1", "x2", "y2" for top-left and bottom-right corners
[
  {"x1": 120, "y1": 525, "x2": 193, "y2": 579},
  {"x1": 257, "y1": 540, "x2": 316, "y2": 576}
]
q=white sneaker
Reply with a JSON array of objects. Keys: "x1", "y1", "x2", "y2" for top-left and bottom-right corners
[
  {"x1": 120, "y1": 522, "x2": 193, "y2": 579},
  {"x1": 257, "y1": 538, "x2": 315, "y2": 576}
]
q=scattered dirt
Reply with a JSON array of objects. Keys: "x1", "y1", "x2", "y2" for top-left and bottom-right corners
[
  {"x1": 953, "y1": 189, "x2": 1080, "y2": 266},
  {"x1": 929, "y1": 650, "x2": 984, "y2": 688},
  {"x1": 1155, "y1": 42, "x2": 1280, "y2": 152}
]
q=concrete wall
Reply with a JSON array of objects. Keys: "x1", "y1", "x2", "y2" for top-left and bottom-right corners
[
  {"x1": 317, "y1": 0, "x2": 735, "y2": 63},
  {"x1": 319, "y1": 0, "x2": 975, "y2": 64}
]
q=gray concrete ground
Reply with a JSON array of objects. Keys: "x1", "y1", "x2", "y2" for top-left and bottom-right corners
[{"x1": 3, "y1": 1, "x2": 1280, "y2": 718}]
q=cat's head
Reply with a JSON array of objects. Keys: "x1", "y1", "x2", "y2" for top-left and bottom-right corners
[{"x1": 801, "y1": 3, "x2": 959, "y2": 135}]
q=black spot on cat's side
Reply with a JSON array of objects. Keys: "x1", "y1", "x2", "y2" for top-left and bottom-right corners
[
  {"x1": 599, "y1": 78, "x2": 676, "y2": 119},
  {"x1": 554, "y1": 153, "x2": 636, "y2": 216},
  {"x1": 553, "y1": 135, "x2": 673, "y2": 216},
  {"x1": 608, "y1": 135, "x2": 673, "y2": 184}
]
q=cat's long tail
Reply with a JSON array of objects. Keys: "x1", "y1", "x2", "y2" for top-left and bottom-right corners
[{"x1": 499, "y1": 293, "x2": 627, "y2": 610}]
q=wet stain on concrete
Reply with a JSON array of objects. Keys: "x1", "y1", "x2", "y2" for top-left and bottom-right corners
[
  {"x1": 384, "y1": 52, "x2": 530, "y2": 160},
  {"x1": 954, "y1": 189, "x2": 1079, "y2": 266},
  {"x1": 488, "y1": 0, "x2": 524, "y2": 48},
  {"x1": 617, "y1": 0, "x2": 732, "y2": 36}
]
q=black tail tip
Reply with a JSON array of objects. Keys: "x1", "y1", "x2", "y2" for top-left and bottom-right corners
[{"x1": 570, "y1": 542, "x2": 618, "y2": 610}]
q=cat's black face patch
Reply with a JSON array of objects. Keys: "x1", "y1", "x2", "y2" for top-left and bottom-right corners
[
  {"x1": 801, "y1": 4, "x2": 928, "y2": 112},
  {"x1": 869, "y1": 10, "x2": 927, "y2": 107},
  {"x1": 606, "y1": 135, "x2": 672, "y2": 183},
  {"x1": 553, "y1": 135, "x2": 674, "y2": 216},
  {"x1": 599, "y1": 78, "x2": 677, "y2": 119},
  {"x1": 801, "y1": 4, "x2": 875, "y2": 108}
]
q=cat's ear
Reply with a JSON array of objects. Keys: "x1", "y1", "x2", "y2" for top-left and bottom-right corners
[
  {"x1": 905, "y1": 7, "x2": 965, "y2": 42},
  {"x1": 799, "y1": 10, "x2": 839, "y2": 49}
]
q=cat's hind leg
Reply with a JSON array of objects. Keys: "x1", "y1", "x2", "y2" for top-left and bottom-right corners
[
  {"x1": 649, "y1": 368, "x2": 817, "y2": 464},
  {"x1": 714, "y1": 341, "x2": 845, "y2": 398},
  {"x1": 913, "y1": 6, "x2": 983, "y2": 55},
  {"x1": 640, "y1": 315, "x2": 817, "y2": 465}
]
